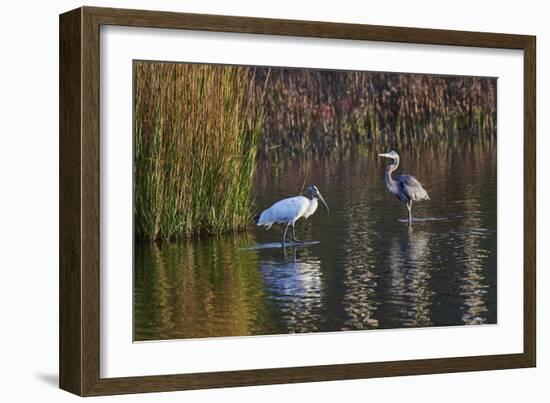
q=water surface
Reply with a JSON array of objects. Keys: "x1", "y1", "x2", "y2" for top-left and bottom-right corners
[{"x1": 134, "y1": 143, "x2": 497, "y2": 341}]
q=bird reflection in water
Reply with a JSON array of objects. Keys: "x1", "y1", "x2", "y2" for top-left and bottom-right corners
[
  {"x1": 386, "y1": 228, "x2": 434, "y2": 328},
  {"x1": 259, "y1": 246, "x2": 322, "y2": 334}
]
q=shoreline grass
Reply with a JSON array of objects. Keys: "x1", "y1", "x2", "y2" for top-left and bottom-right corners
[{"x1": 134, "y1": 62, "x2": 267, "y2": 241}]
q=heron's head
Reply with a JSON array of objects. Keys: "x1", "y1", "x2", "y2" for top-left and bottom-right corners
[
  {"x1": 379, "y1": 150, "x2": 400, "y2": 163},
  {"x1": 306, "y1": 185, "x2": 329, "y2": 213}
]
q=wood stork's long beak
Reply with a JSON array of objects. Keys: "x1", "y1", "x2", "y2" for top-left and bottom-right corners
[
  {"x1": 379, "y1": 152, "x2": 393, "y2": 158},
  {"x1": 318, "y1": 192, "x2": 329, "y2": 214}
]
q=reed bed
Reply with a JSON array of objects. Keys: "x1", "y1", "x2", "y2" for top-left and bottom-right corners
[
  {"x1": 254, "y1": 69, "x2": 496, "y2": 158},
  {"x1": 134, "y1": 62, "x2": 266, "y2": 241}
]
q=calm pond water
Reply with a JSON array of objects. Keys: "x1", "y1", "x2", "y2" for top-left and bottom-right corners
[{"x1": 134, "y1": 142, "x2": 497, "y2": 341}]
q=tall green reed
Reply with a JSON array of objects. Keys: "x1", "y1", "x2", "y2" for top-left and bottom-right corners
[{"x1": 134, "y1": 62, "x2": 267, "y2": 241}]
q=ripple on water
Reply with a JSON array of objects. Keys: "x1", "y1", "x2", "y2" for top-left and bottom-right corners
[{"x1": 134, "y1": 145, "x2": 497, "y2": 340}]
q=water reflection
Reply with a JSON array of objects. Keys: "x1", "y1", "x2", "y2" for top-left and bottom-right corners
[
  {"x1": 134, "y1": 142, "x2": 497, "y2": 341},
  {"x1": 134, "y1": 234, "x2": 277, "y2": 340},
  {"x1": 341, "y1": 192, "x2": 379, "y2": 330},
  {"x1": 260, "y1": 247, "x2": 322, "y2": 333},
  {"x1": 458, "y1": 199, "x2": 493, "y2": 325},
  {"x1": 385, "y1": 229, "x2": 433, "y2": 328}
]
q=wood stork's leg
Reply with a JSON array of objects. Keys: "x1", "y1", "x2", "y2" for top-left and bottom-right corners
[
  {"x1": 291, "y1": 220, "x2": 302, "y2": 243},
  {"x1": 282, "y1": 222, "x2": 291, "y2": 247},
  {"x1": 406, "y1": 201, "x2": 413, "y2": 226}
]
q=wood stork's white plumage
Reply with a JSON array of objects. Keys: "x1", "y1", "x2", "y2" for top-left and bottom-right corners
[{"x1": 256, "y1": 185, "x2": 329, "y2": 246}]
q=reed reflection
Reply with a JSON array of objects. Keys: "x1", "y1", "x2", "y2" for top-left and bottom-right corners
[{"x1": 134, "y1": 234, "x2": 275, "y2": 340}]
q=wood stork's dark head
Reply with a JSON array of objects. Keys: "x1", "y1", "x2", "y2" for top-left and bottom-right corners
[{"x1": 306, "y1": 185, "x2": 329, "y2": 213}]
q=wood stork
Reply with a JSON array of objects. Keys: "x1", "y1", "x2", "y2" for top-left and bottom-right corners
[
  {"x1": 255, "y1": 185, "x2": 329, "y2": 246},
  {"x1": 379, "y1": 150, "x2": 430, "y2": 225}
]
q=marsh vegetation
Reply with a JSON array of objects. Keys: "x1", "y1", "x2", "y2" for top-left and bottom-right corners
[
  {"x1": 256, "y1": 69, "x2": 496, "y2": 158},
  {"x1": 134, "y1": 62, "x2": 496, "y2": 240},
  {"x1": 134, "y1": 63, "x2": 266, "y2": 240}
]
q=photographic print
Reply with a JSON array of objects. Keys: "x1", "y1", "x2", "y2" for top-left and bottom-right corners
[{"x1": 133, "y1": 61, "x2": 497, "y2": 341}]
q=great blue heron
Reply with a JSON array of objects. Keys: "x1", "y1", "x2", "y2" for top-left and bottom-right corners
[
  {"x1": 256, "y1": 185, "x2": 329, "y2": 246},
  {"x1": 379, "y1": 151, "x2": 430, "y2": 225}
]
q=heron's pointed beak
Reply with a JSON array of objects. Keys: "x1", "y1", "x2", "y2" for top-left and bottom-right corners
[
  {"x1": 317, "y1": 192, "x2": 329, "y2": 214},
  {"x1": 379, "y1": 152, "x2": 393, "y2": 159}
]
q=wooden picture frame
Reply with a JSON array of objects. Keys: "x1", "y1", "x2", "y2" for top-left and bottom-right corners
[{"x1": 59, "y1": 6, "x2": 536, "y2": 396}]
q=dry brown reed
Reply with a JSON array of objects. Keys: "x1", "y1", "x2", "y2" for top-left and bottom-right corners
[{"x1": 253, "y1": 69, "x2": 496, "y2": 158}]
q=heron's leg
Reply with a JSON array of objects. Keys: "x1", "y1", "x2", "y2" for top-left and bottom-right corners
[
  {"x1": 291, "y1": 221, "x2": 302, "y2": 243},
  {"x1": 407, "y1": 201, "x2": 413, "y2": 226},
  {"x1": 282, "y1": 222, "x2": 291, "y2": 247}
]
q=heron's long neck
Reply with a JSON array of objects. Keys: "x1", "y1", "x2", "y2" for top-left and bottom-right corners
[{"x1": 384, "y1": 159, "x2": 399, "y2": 193}]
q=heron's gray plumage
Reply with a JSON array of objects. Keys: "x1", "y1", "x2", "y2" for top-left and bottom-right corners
[
  {"x1": 379, "y1": 150, "x2": 430, "y2": 225},
  {"x1": 395, "y1": 175, "x2": 430, "y2": 202}
]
